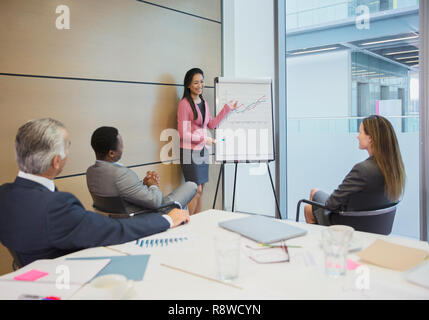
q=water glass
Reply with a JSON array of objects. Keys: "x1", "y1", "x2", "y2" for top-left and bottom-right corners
[
  {"x1": 321, "y1": 225, "x2": 354, "y2": 277},
  {"x1": 214, "y1": 231, "x2": 241, "y2": 281}
]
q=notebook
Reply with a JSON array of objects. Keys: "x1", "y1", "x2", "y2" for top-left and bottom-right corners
[{"x1": 218, "y1": 215, "x2": 307, "y2": 244}]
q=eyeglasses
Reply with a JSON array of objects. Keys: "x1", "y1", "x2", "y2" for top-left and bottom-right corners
[{"x1": 247, "y1": 242, "x2": 290, "y2": 264}]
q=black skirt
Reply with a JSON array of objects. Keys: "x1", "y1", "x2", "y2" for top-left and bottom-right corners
[{"x1": 180, "y1": 148, "x2": 209, "y2": 185}]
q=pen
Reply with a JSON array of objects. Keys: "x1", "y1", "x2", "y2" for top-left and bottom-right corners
[{"x1": 258, "y1": 243, "x2": 302, "y2": 249}]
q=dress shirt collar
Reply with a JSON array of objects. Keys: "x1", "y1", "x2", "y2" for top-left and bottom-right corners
[
  {"x1": 17, "y1": 171, "x2": 56, "y2": 192},
  {"x1": 96, "y1": 160, "x2": 124, "y2": 167}
]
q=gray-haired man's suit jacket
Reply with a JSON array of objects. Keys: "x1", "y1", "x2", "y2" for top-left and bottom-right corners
[{"x1": 86, "y1": 161, "x2": 196, "y2": 213}]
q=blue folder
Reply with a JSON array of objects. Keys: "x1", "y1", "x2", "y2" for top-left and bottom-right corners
[{"x1": 67, "y1": 255, "x2": 150, "y2": 281}]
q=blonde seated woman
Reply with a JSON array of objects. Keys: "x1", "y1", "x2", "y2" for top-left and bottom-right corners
[{"x1": 304, "y1": 115, "x2": 406, "y2": 226}]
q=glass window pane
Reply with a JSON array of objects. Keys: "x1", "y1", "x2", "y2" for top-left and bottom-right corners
[{"x1": 286, "y1": 0, "x2": 420, "y2": 238}]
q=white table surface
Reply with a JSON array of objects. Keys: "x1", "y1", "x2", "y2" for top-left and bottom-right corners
[{"x1": 67, "y1": 210, "x2": 429, "y2": 300}]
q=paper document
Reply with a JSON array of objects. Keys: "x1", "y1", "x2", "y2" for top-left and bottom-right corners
[
  {"x1": 357, "y1": 239, "x2": 429, "y2": 272},
  {"x1": 67, "y1": 255, "x2": 150, "y2": 281},
  {"x1": 109, "y1": 232, "x2": 196, "y2": 255},
  {"x1": 403, "y1": 260, "x2": 429, "y2": 289},
  {"x1": 135, "y1": 237, "x2": 189, "y2": 249},
  {"x1": 0, "y1": 259, "x2": 110, "y2": 300}
]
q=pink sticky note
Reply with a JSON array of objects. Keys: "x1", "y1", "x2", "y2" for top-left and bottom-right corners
[
  {"x1": 14, "y1": 269, "x2": 49, "y2": 282},
  {"x1": 346, "y1": 259, "x2": 361, "y2": 271}
]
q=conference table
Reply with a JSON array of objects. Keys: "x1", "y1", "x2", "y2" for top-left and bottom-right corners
[{"x1": 65, "y1": 209, "x2": 429, "y2": 300}]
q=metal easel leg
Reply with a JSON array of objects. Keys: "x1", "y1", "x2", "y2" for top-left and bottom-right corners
[
  {"x1": 267, "y1": 162, "x2": 281, "y2": 219},
  {"x1": 232, "y1": 162, "x2": 238, "y2": 212},
  {"x1": 212, "y1": 162, "x2": 224, "y2": 209}
]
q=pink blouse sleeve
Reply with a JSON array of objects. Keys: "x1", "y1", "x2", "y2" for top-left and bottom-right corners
[{"x1": 207, "y1": 104, "x2": 232, "y2": 130}]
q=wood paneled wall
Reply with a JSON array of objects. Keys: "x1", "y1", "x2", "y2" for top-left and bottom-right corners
[
  {"x1": 0, "y1": 0, "x2": 222, "y2": 200},
  {"x1": 0, "y1": 0, "x2": 222, "y2": 274}
]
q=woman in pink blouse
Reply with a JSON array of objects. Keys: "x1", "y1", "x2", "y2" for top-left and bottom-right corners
[{"x1": 177, "y1": 68, "x2": 237, "y2": 215}]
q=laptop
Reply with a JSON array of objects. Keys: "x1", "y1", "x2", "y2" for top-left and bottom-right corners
[{"x1": 218, "y1": 215, "x2": 307, "y2": 244}]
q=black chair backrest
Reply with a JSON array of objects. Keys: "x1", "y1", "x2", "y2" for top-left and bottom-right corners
[
  {"x1": 330, "y1": 204, "x2": 397, "y2": 235},
  {"x1": 91, "y1": 194, "x2": 127, "y2": 214},
  {"x1": 296, "y1": 199, "x2": 398, "y2": 235}
]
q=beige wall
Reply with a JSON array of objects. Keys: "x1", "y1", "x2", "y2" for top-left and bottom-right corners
[{"x1": 0, "y1": 0, "x2": 222, "y2": 275}]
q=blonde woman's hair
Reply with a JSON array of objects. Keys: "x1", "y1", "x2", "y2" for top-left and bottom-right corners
[{"x1": 362, "y1": 115, "x2": 406, "y2": 202}]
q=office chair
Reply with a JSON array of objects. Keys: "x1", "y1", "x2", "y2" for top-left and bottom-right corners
[
  {"x1": 6, "y1": 247, "x2": 23, "y2": 271},
  {"x1": 296, "y1": 199, "x2": 398, "y2": 235},
  {"x1": 90, "y1": 193, "x2": 182, "y2": 219}
]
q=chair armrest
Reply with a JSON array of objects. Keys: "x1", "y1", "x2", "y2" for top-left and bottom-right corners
[
  {"x1": 296, "y1": 199, "x2": 330, "y2": 222},
  {"x1": 338, "y1": 203, "x2": 398, "y2": 217}
]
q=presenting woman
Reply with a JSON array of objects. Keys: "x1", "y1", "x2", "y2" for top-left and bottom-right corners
[
  {"x1": 304, "y1": 115, "x2": 406, "y2": 225},
  {"x1": 177, "y1": 68, "x2": 237, "y2": 215}
]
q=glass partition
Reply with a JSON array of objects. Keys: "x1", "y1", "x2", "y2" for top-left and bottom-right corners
[
  {"x1": 288, "y1": 116, "x2": 419, "y2": 238},
  {"x1": 287, "y1": 0, "x2": 419, "y2": 30},
  {"x1": 285, "y1": 0, "x2": 420, "y2": 238}
]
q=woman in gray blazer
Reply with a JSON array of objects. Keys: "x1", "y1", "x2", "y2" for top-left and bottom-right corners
[{"x1": 304, "y1": 115, "x2": 406, "y2": 226}]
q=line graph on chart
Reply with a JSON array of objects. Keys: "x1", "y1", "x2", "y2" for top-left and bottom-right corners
[
  {"x1": 215, "y1": 78, "x2": 274, "y2": 161},
  {"x1": 232, "y1": 95, "x2": 268, "y2": 114},
  {"x1": 219, "y1": 89, "x2": 272, "y2": 125}
]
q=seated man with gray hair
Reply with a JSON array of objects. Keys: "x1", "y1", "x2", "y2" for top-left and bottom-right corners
[
  {"x1": 86, "y1": 126, "x2": 197, "y2": 214},
  {"x1": 0, "y1": 118, "x2": 190, "y2": 267}
]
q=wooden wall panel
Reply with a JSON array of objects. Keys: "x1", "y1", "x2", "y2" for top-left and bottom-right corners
[
  {"x1": 0, "y1": 243, "x2": 13, "y2": 276},
  {"x1": 0, "y1": 76, "x2": 215, "y2": 179},
  {"x1": 0, "y1": 0, "x2": 221, "y2": 86},
  {"x1": 0, "y1": 0, "x2": 222, "y2": 275},
  {"x1": 0, "y1": 0, "x2": 222, "y2": 217},
  {"x1": 142, "y1": 0, "x2": 221, "y2": 22}
]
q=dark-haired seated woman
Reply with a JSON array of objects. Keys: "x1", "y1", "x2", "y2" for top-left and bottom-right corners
[{"x1": 304, "y1": 115, "x2": 406, "y2": 226}]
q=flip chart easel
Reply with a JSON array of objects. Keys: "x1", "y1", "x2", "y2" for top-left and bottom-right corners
[{"x1": 212, "y1": 77, "x2": 280, "y2": 219}]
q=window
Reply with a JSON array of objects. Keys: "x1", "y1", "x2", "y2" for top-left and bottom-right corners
[{"x1": 286, "y1": 0, "x2": 420, "y2": 238}]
